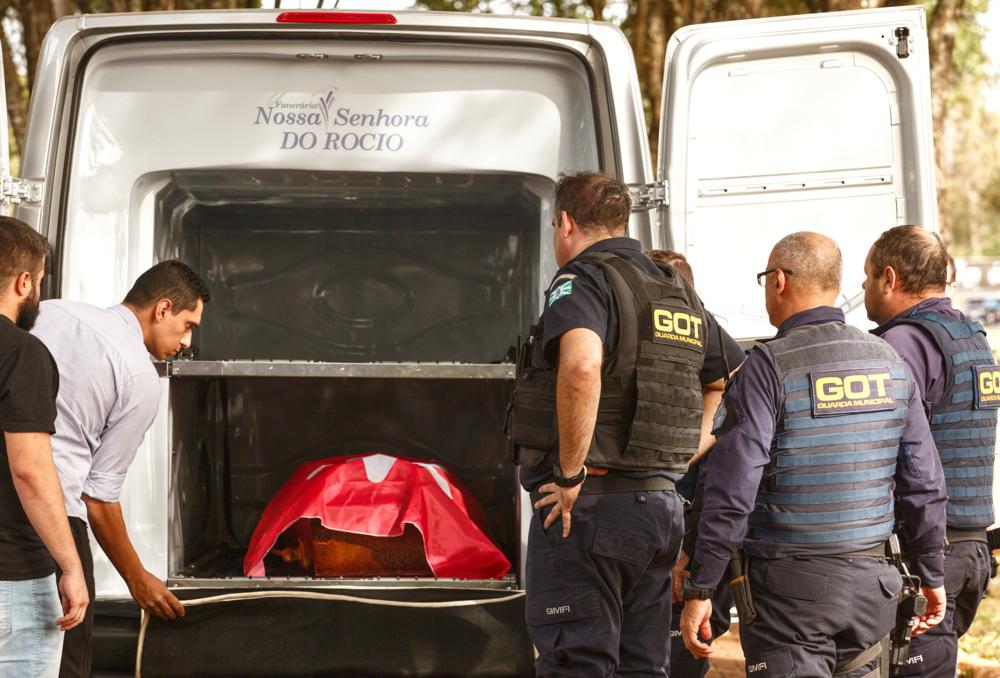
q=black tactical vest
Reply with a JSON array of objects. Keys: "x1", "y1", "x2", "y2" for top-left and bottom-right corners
[
  {"x1": 882, "y1": 311, "x2": 998, "y2": 529},
  {"x1": 508, "y1": 252, "x2": 706, "y2": 473},
  {"x1": 748, "y1": 322, "x2": 909, "y2": 556}
]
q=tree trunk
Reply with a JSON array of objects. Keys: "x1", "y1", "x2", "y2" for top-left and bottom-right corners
[
  {"x1": 586, "y1": 0, "x2": 605, "y2": 20},
  {"x1": 643, "y1": 0, "x2": 671, "y2": 167},
  {"x1": 0, "y1": 23, "x2": 27, "y2": 158},
  {"x1": 927, "y1": 0, "x2": 967, "y2": 239}
]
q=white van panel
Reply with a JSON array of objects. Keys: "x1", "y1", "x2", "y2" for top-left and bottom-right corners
[
  {"x1": 59, "y1": 39, "x2": 599, "y2": 303},
  {"x1": 660, "y1": 7, "x2": 936, "y2": 339},
  {"x1": 60, "y1": 37, "x2": 600, "y2": 599}
]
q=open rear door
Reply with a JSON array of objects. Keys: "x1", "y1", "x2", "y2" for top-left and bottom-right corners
[{"x1": 659, "y1": 7, "x2": 935, "y2": 338}]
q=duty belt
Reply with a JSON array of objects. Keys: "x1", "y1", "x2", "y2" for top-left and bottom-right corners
[
  {"x1": 844, "y1": 542, "x2": 891, "y2": 558},
  {"x1": 946, "y1": 528, "x2": 988, "y2": 545},
  {"x1": 530, "y1": 474, "x2": 675, "y2": 506}
]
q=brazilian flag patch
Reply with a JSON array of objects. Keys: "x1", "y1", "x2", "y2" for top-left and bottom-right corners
[{"x1": 548, "y1": 280, "x2": 573, "y2": 307}]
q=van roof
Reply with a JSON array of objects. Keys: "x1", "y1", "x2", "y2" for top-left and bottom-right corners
[{"x1": 57, "y1": 8, "x2": 600, "y2": 38}]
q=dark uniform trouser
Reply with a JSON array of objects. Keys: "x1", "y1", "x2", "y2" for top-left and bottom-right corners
[
  {"x1": 669, "y1": 581, "x2": 733, "y2": 678},
  {"x1": 55, "y1": 518, "x2": 95, "y2": 678},
  {"x1": 740, "y1": 555, "x2": 902, "y2": 678},
  {"x1": 891, "y1": 541, "x2": 993, "y2": 678},
  {"x1": 525, "y1": 490, "x2": 683, "y2": 678}
]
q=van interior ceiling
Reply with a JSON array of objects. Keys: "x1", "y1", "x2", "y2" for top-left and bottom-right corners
[{"x1": 155, "y1": 170, "x2": 547, "y2": 582}]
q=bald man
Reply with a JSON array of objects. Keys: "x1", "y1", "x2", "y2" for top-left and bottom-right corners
[
  {"x1": 864, "y1": 225, "x2": 997, "y2": 678},
  {"x1": 680, "y1": 232, "x2": 947, "y2": 678}
]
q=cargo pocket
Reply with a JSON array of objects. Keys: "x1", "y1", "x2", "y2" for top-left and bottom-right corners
[
  {"x1": 592, "y1": 523, "x2": 651, "y2": 568},
  {"x1": 764, "y1": 563, "x2": 828, "y2": 602},
  {"x1": 526, "y1": 588, "x2": 603, "y2": 669},
  {"x1": 891, "y1": 635, "x2": 949, "y2": 676},
  {"x1": 745, "y1": 646, "x2": 794, "y2": 678},
  {"x1": 877, "y1": 569, "x2": 903, "y2": 599},
  {"x1": 526, "y1": 588, "x2": 601, "y2": 626}
]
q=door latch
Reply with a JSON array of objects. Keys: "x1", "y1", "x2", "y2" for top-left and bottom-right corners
[{"x1": 894, "y1": 27, "x2": 910, "y2": 59}]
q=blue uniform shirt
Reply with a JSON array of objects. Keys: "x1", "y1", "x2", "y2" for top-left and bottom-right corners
[
  {"x1": 873, "y1": 297, "x2": 956, "y2": 412},
  {"x1": 692, "y1": 306, "x2": 947, "y2": 589}
]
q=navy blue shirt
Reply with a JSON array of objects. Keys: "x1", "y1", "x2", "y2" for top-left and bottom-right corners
[
  {"x1": 692, "y1": 306, "x2": 947, "y2": 589},
  {"x1": 520, "y1": 237, "x2": 745, "y2": 490},
  {"x1": 872, "y1": 297, "x2": 956, "y2": 412}
]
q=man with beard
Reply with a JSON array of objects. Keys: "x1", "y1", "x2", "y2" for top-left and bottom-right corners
[
  {"x1": 31, "y1": 260, "x2": 209, "y2": 678},
  {"x1": 0, "y1": 217, "x2": 88, "y2": 677},
  {"x1": 864, "y1": 225, "x2": 997, "y2": 678}
]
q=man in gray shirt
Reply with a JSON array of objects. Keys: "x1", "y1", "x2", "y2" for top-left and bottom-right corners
[{"x1": 32, "y1": 261, "x2": 209, "y2": 678}]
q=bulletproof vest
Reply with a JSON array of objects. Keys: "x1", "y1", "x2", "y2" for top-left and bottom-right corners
[
  {"x1": 888, "y1": 311, "x2": 998, "y2": 529},
  {"x1": 507, "y1": 252, "x2": 706, "y2": 473},
  {"x1": 749, "y1": 322, "x2": 909, "y2": 555}
]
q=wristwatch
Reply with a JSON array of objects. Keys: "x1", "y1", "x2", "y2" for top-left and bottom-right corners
[
  {"x1": 682, "y1": 578, "x2": 714, "y2": 601},
  {"x1": 551, "y1": 463, "x2": 587, "y2": 488}
]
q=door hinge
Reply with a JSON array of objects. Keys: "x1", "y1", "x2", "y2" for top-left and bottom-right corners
[
  {"x1": 628, "y1": 181, "x2": 668, "y2": 211},
  {"x1": 1, "y1": 175, "x2": 42, "y2": 207}
]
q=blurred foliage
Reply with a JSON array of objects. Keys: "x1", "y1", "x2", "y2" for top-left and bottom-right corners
[
  {"x1": 959, "y1": 579, "x2": 1000, "y2": 663},
  {"x1": 938, "y1": 0, "x2": 1000, "y2": 255}
]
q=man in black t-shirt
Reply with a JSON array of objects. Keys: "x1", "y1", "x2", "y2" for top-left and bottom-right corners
[{"x1": 0, "y1": 217, "x2": 87, "y2": 678}]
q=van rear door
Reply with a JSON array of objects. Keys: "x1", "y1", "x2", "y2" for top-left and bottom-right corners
[{"x1": 658, "y1": 6, "x2": 935, "y2": 339}]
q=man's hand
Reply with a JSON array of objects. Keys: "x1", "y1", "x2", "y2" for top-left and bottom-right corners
[
  {"x1": 913, "y1": 586, "x2": 946, "y2": 635},
  {"x1": 56, "y1": 567, "x2": 89, "y2": 631},
  {"x1": 680, "y1": 598, "x2": 714, "y2": 659},
  {"x1": 534, "y1": 482, "x2": 583, "y2": 538},
  {"x1": 672, "y1": 549, "x2": 691, "y2": 603},
  {"x1": 127, "y1": 569, "x2": 185, "y2": 620}
]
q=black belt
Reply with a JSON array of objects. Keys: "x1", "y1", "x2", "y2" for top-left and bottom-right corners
[
  {"x1": 844, "y1": 542, "x2": 890, "y2": 558},
  {"x1": 530, "y1": 474, "x2": 675, "y2": 507},
  {"x1": 946, "y1": 528, "x2": 988, "y2": 545}
]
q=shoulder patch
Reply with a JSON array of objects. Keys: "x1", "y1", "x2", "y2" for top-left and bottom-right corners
[{"x1": 548, "y1": 280, "x2": 574, "y2": 307}]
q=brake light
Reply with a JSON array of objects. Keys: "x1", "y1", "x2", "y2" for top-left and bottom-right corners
[{"x1": 276, "y1": 12, "x2": 397, "y2": 25}]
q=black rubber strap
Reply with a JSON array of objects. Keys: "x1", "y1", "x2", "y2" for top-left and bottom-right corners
[{"x1": 834, "y1": 636, "x2": 886, "y2": 676}]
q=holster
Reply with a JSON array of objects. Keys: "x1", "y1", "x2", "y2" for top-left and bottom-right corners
[
  {"x1": 987, "y1": 527, "x2": 1000, "y2": 551},
  {"x1": 728, "y1": 550, "x2": 756, "y2": 625},
  {"x1": 887, "y1": 534, "x2": 927, "y2": 671}
]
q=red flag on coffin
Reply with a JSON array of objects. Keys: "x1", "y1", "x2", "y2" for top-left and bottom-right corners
[{"x1": 244, "y1": 454, "x2": 511, "y2": 579}]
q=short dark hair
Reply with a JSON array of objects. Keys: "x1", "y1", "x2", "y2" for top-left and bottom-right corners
[
  {"x1": 646, "y1": 249, "x2": 694, "y2": 285},
  {"x1": 554, "y1": 172, "x2": 631, "y2": 235},
  {"x1": 124, "y1": 260, "x2": 211, "y2": 312},
  {"x1": 0, "y1": 217, "x2": 50, "y2": 290},
  {"x1": 869, "y1": 225, "x2": 952, "y2": 294}
]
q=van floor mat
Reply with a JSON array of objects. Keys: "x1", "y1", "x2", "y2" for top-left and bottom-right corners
[{"x1": 135, "y1": 589, "x2": 532, "y2": 677}]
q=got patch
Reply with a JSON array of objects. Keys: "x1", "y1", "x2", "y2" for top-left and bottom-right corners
[
  {"x1": 650, "y1": 304, "x2": 704, "y2": 352},
  {"x1": 809, "y1": 368, "x2": 895, "y2": 417},
  {"x1": 974, "y1": 365, "x2": 1000, "y2": 409}
]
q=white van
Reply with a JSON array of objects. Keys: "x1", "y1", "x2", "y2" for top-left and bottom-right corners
[{"x1": 8, "y1": 6, "x2": 935, "y2": 676}]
